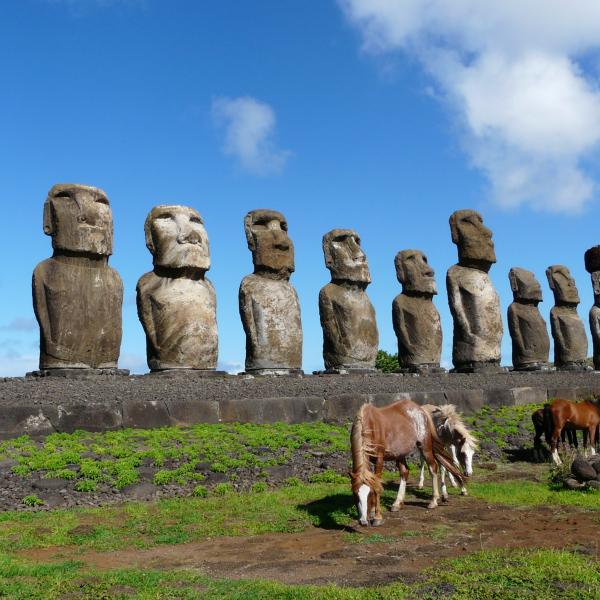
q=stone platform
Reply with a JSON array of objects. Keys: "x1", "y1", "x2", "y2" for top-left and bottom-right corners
[{"x1": 1, "y1": 371, "x2": 600, "y2": 438}]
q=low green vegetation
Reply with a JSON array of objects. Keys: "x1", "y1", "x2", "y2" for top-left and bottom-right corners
[
  {"x1": 0, "y1": 548, "x2": 598, "y2": 599},
  {"x1": 375, "y1": 349, "x2": 399, "y2": 373}
]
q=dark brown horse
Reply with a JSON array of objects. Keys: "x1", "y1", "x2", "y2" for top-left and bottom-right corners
[
  {"x1": 532, "y1": 405, "x2": 580, "y2": 451},
  {"x1": 350, "y1": 400, "x2": 464, "y2": 527},
  {"x1": 548, "y1": 398, "x2": 600, "y2": 465}
]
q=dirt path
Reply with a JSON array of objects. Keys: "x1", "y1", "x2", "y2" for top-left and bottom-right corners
[{"x1": 21, "y1": 495, "x2": 600, "y2": 588}]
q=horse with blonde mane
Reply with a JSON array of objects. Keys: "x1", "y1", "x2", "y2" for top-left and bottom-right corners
[
  {"x1": 350, "y1": 400, "x2": 465, "y2": 527},
  {"x1": 417, "y1": 404, "x2": 477, "y2": 498}
]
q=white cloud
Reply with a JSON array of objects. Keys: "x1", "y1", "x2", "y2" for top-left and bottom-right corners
[
  {"x1": 0, "y1": 318, "x2": 37, "y2": 332},
  {"x1": 339, "y1": 0, "x2": 600, "y2": 213},
  {"x1": 212, "y1": 96, "x2": 291, "y2": 176}
]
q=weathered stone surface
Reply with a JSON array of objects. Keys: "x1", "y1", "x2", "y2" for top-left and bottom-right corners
[
  {"x1": 239, "y1": 210, "x2": 302, "y2": 374},
  {"x1": 122, "y1": 399, "x2": 170, "y2": 429},
  {"x1": 584, "y1": 247, "x2": 600, "y2": 371},
  {"x1": 137, "y1": 205, "x2": 218, "y2": 371},
  {"x1": 319, "y1": 229, "x2": 378, "y2": 372},
  {"x1": 52, "y1": 403, "x2": 122, "y2": 433},
  {"x1": 122, "y1": 483, "x2": 158, "y2": 500},
  {"x1": 33, "y1": 184, "x2": 124, "y2": 370},
  {"x1": 392, "y1": 250, "x2": 443, "y2": 373},
  {"x1": 572, "y1": 457, "x2": 597, "y2": 481},
  {"x1": 546, "y1": 265, "x2": 588, "y2": 370},
  {"x1": 443, "y1": 390, "x2": 484, "y2": 414},
  {"x1": 219, "y1": 396, "x2": 323, "y2": 424},
  {"x1": 447, "y1": 210, "x2": 503, "y2": 373},
  {"x1": 164, "y1": 399, "x2": 220, "y2": 425},
  {"x1": 511, "y1": 387, "x2": 548, "y2": 406},
  {"x1": 507, "y1": 268, "x2": 550, "y2": 371},
  {"x1": 564, "y1": 477, "x2": 586, "y2": 490}
]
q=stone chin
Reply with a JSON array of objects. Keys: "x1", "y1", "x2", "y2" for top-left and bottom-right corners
[
  {"x1": 154, "y1": 244, "x2": 210, "y2": 271},
  {"x1": 331, "y1": 263, "x2": 371, "y2": 284},
  {"x1": 404, "y1": 278, "x2": 437, "y2": 295},
  {"x1": 459, "y1": 241, "x2": 496, "y2": 265},
  {"x1": 53, "y1": 227, "x2": 113, "y2": 256}
]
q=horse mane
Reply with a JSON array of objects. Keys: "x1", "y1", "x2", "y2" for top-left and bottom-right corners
[
  {"x1": 350, "y1": 404, "x2": 382, "y2": 494},
  {"x1": 434, "y1": 404, "x2": 478, "y2": 449}
]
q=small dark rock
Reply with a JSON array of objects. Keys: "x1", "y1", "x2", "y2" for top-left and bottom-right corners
[
  {"x1": 0, "y1": 459, "x2": 18, "y2": 470},
  {"x1": 587, "y1": 480, "x2": 600, "y2": 490},
  {"x1": 571, "y1": 457, "x2": 597, "y2": 481},
  {"x1": 564, "y1": 478, "x2": 586, "y2": 490},
  {"x1": 122, "y1": 483, "x2": 158, "y2": 500}
]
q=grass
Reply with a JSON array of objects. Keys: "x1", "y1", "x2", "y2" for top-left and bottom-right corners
[{"x1": 0, "y1": 548, "x2": 598, "y2": 599}]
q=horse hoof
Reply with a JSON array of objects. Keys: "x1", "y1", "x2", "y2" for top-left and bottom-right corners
[
  {"x1": 416, "y1": 484, "x2": 424, "y2": 490},
  {"x1": 427, "y1": 502, "x2": 438, "y2": 509},
  {"x1": 389, "y1": 504, "x2": 402, "y2": 512},
  {"x1": 461, "y1": 490, "x2": 468, "y2": 496},
  {"x1": 358, "y1": 519, "x2": 369, "y2": 527},
  {"x1": 371, "y1": 518, "x2": 384, "y2": 527},
  {"x1": 441, "y1": 495, "x2": 449, "y2": 503}
]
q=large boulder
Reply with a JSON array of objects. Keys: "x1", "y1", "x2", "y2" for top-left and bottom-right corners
[{"x1": 571, "y1": 456, "x2": 597, "y2": 481}]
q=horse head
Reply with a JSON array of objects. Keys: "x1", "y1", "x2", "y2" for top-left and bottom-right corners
[{"x1": 454, "y1": 432, "x2": 477, "y2": 476}]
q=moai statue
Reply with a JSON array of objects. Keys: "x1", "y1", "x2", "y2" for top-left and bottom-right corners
[
  {"x1": 136, "y1": 205, "x2": 222, "y2": 373},
  {"x1": 507, "y1": 268, "x2": 550, "y2": 371},
  {"x1": 446, "y1": 210, "x2": 503, "y2": 373},
  {"x1": 392, "y1": 250, "x2": 444, "y2": 373},
  {"x1": 319, "y1": 229, "x2": 378, "y2": 373},
  {"x1": 585, "y1": 246, "x2": 600, "y2": 370},
  {"x1": 239, "y1": 210, "x2": 303, "y2": 375},
  {"x1": 32, "y1": 184, "x2": 125, "y2": 374},
  {"x1": 546, "y1": 265, "x2": 588, "y2": 370}
]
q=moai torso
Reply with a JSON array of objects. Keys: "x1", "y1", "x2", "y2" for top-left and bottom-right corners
[
  {"x1": 239, "y1": 210, "x2": 303, "y2": 374},
  {"x1": 319, "y1": 229, "x2": 378, "y2": 372},
  {"x1": 447, "y1": 264, "x2": 502, "y2": 367},
  {"x1": 547, "y1": 264, "x2": 588, "y2": 370},
  {"x1": 392, "y1": 249, "x2": 442, "y2": 371},
  {"x1": 136, "y1": 205, "x2": 218, "y2": 371},
  {"x1": 240, "y1": 274, "x2": 302, "y2": 371},
  {"x1": 32, "y1": 184, "x2": 123, "y2": 370},
  {"x1": 33, "y1": 256, "x2": 123, "y2": 369},
  {"x1": 507, "y1": 267, "x2": 549, "y2": 370},
  {"x1": 585, "y1": 247, "x2": 600, "y2": 370},
  {"x1": 393, "y1": 294, "x2": 442, "y2": 368}
]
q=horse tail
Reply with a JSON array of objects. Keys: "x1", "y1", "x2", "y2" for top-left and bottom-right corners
[
  {"x1": 350, "y1": 404, "x2": 381, "y2": 493},
  {"x1": 542, "y1": 403, "x2": 553, "y2": 446},
  {"x1": 424, "y1": 410, "x2": 465, "y2": 485}
]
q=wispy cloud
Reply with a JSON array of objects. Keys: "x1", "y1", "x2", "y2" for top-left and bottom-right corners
[
  {"x1": 339, "y1": 0, "x2": 600, "y2": 213},
  {"x1": 212, "y1": 96, "x2": 292, "y2": 176},
  {"x1": 0, "y1": 318, "x2": 37, "y2": 332}
]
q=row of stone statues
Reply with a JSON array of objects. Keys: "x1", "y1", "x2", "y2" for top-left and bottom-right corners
[{"x1": 31, "y1": 183, "x2": 599, "y2": 376}]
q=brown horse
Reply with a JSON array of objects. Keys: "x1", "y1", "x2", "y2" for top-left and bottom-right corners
[
  {"x1": 532, "y1": 405, "x2": 580, "y2": 452},
  {"x1": 350, "y1": 400, "x2": 464, "y2": 526},
  {"x1": 548, "y1": 398, "x2": 600, "y2": 465}
]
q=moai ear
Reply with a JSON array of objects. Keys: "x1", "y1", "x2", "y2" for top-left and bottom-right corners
[
  {"x1": 546, "y1": 268, "x2": 555, "y2": 290},
  {"x1": 449, "y1": 212, "x2": 459, "y2": 244},
  {"x1": 143, "y1": 212, "x2": 155, "y2": 253},
  {"x1": 508, "y1": 269, "x2": 519, "y2": 293},
  {"x1": 322, "y1": 232, "x2": 334, "y2": 269},
  {"x1": 42, "y1": 198, "x2": 54, "y2": 236},
  {"x1": 394, "y1": 252, "x2": 406, "y2": 284},
  {"x1": 244, "y1": 212, "x2": 257, "y2": 252}
]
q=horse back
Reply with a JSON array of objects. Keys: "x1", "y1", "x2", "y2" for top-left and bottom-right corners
[{"x1": 375, "y1": 400, "x2": 425, "y2": 458}]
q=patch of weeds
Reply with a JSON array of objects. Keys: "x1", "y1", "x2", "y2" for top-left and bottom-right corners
[
  {"x1": 212, "y1": 483, "x2": 234, "y2": 496},
  {"x1": 308, "y1": 469, "x2": 347, "y2": 484},
  {"x1": 344, "y1": 532, "x2": 399, "y2": 544},
  {"x1": 22, "y1": 495, "x2": 44, "y2": 507},
  {"x1": 284, "y1": 476, "x2": 302, "y2": 487},
  {"x1": 74, "y1": 480, "x2": 97, "y2": 493},
  {"x1": 192, "y1": 485, "x2": 208, "y2": 498},
  {"x1": 251, "y1": 482, "x2": 268, "y2": 493}
]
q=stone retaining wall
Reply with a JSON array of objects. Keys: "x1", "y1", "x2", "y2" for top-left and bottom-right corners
[{"x1": 1, "y1": 371, "x2": 600, "y2": 437}]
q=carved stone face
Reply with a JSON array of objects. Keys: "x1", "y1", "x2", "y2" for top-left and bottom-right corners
[
  {"x1": 43, "y1": 184, "x2": 113, "y2": 256},
  {"x1": 592, "y1": 272, "x2": 600, "y2": 297},
  {"x1": 323, "y1": 229, "x2": 371, "y2": 284},
  {"x1": 509, "y1": 267, "x2": 542, "y2": 303},
  {"x1": 145, "y1": 205, "x2": 210, "y2": 270},
  {"x1": 546, "y1": 265, "x2": 580, "y2": 305},
  {"x1": 585, "y1": 245, "x2": 600, "y2": 274},
  {"x1": 245, "y1": 209, "x2": 294, "y2": 276},
  {"x1": 449, "y1": 209, "x2": 496, "y2": 267},
  {"x1": 395, "y1": 249, "x2": 436, "y2": 295}
]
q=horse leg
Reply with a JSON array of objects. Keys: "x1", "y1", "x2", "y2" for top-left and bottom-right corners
[
  {"x1": 589, "y1": 426, "x2": 597, "y2": 456},
  {"x1": 440, "y1": 464, "x2": 449, "y2": 502},
  {"x1": 417, "y1": 458, "x2": 426, "y2": 490},
  {"x1": 391, "y1": 459, "x2": 409, "y2": 512},
  {"x1": 422, "y1": 446, "x2": 440, "y2": 509},
  {"x1": 371, "y1": 455, "x2": 384, "y2": 526},
  {"x1": 551, "y1": 426, "x2": 562, "y2": 465}
]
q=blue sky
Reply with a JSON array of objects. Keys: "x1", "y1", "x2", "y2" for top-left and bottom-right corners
[{"x1": 2, "y1": 0, "x2": 600, "y2": 375}]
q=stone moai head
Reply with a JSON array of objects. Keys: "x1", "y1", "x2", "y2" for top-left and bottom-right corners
[
  {"x1": 323, "y1": 229, "x2": 371, "y2": 284},
  {"x1": 584, "y1": 246, "x2": 600, "y2": 298},
  {"x1": 509, "y1": 268, "x2": 543, "y2": 304},
  {"x1": 449, "y1": 209, "x2": 496, "y2": 270},
  {"x1": 394, "y1": 249, "x2": 437, "y2": 295},
  {"x1": 546, "y1": 265, "x2": 580, "y2": 305},
  {"x1": 145, "y1": 205, "x2": 210, "y2": 271},
  {"x1": 43, "y1": 184, "x2": 113, "y2": 256},
  {"x1": 244, "y1": 209, "x2": 294, "y2": 279}
]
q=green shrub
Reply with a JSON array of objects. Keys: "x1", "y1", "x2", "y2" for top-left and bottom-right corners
[
  {"x1": 251, "y1": 482, "x2": 268, "y2": 493},
  {"x1": 308, "y1": 470, "x2": 347, "y2": 484},
  {"x1": 375, "y1": 350, "x2": 399, "y2": 373},
  {"x1": 75, "y1": 479, "x2": 97, "y2": 493},
  {"x1": 212, "y1": 483, "x2": 234, "y2": 496},
  {"x1": 22, "y1": 495, "x2": 44, "y2": 507},
  {"x1": 192, "y1": 485, "x2": 208, "y2": 498}
]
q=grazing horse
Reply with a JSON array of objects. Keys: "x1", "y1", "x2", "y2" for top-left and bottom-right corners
[
  {"x1": 350, "y1": 400, "x2": 464, "y2": 527},
  {"x1": 417, "y1": 404, "x2": 477, "y2": 498},
  {"x1": 548, "y1": 398, "x2": 600, "y2": 465},
  {"x1": 532, "y1": 405, "x2": 580, "y2": 454}
]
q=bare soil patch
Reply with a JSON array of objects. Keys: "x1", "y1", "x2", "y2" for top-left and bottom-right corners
[{"x1": 21, "y1": 490, "x2": 600, "y2": 588}]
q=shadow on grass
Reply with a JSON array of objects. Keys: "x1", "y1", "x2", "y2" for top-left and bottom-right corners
[{"x1": 297, "y1": 493, "x2": 357, "y2": 532}]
